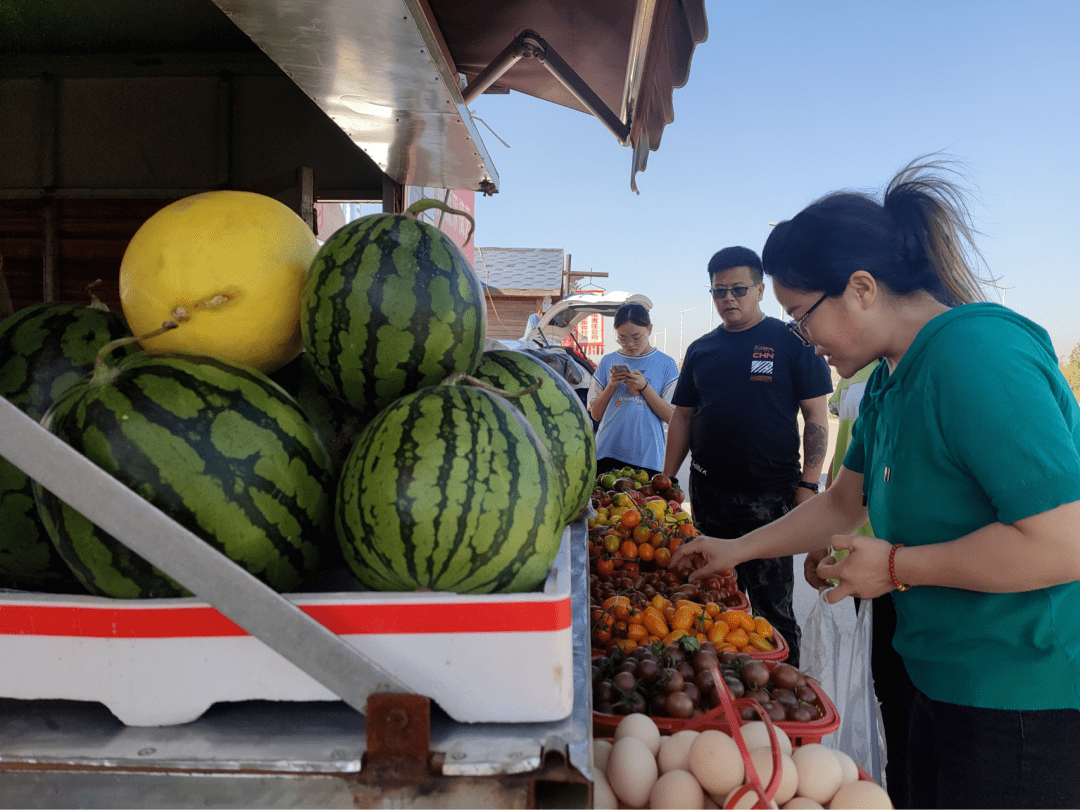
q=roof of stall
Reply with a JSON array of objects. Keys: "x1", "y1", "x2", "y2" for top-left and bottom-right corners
[
  {"x1": 1, "y1": 0, "x2": 707, "y2": 195},
  {"x1": 210, "y1": 0, "x2": 708, "y2": 194}
]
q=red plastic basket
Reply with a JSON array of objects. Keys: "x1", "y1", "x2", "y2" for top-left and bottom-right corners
[{"x1": 593, "y1": 660, "x2": 838, "y2": 746}]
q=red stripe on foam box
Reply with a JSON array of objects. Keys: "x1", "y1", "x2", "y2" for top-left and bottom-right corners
[{"x1": 0, "y1": 598, "x2": 572, "y2": 638}]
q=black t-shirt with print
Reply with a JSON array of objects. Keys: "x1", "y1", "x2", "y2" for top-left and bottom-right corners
[{"x1": 672, "y1": 316, "x2": 832, "y2": 492}]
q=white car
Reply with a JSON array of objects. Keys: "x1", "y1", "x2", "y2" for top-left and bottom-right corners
[{"x1": 488, "y1": 290, "x2": 653, "y2": 415}]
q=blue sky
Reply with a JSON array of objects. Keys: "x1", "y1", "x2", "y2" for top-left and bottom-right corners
[{"x1": 470, "y1": 1, "x2": 1080, "y2": 363}]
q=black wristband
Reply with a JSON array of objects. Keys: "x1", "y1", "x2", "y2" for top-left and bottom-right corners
[{"x1": 797, "y1": 481, "x2": 820, "y2": 492}]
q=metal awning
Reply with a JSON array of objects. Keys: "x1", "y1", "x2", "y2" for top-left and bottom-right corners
[{"x1": 212, "y1": 0, "x2": 708, "y2": 194}]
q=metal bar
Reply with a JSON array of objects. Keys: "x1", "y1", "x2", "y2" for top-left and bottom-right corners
[
  {"x1": 461, "y1": 35, "x2": 527, "y2": 105},
  {"x1": 524, "y1": 32, "x2": 631, "y2": 144},
  {"x1": 0, "y1": 395, "x2": 411, "y2": 714},
  {"x1": 42, "y1": 201, "x2": 58, "y2": 303}
]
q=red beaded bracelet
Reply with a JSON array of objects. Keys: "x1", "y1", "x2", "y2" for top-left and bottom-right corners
[{"x1": 888, "y1": 543, "x2": 911, "y2": 592}]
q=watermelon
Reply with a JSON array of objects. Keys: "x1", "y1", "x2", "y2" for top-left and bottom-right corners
[
  {"x1": 35, "y1": 352, "x2": 335, "y2": 598},
  {"x1": 471, "y1": 349, "x2": 596, "y2": 524},
  {"x1": 0, "y1": 302, "x2": 138, "y2": 591},
  {"x1": 300, "y1": 212, "x2": 486, "y2": 419},
  {"x1": 336, "y1": 381, "x2": 563, "y2": 594}
]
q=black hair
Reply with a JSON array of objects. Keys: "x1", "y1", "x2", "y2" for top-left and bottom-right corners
[
  {"x1": 613, "y1": 302, "x2": 651, "y2": 329},
  {"x1": 762, "y1": 156, "x2": 990, "y2": 306},
  {"x1": 707, "y1": 246, "x2": 764, "y2": 285}
]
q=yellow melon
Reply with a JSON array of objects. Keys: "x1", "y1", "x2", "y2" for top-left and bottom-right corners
[{"x1": 119, "y1": 190, "x2": 319, "y2": 373}]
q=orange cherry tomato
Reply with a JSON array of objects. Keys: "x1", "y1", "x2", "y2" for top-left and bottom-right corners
[
  {"x1": 707, "y1": 620, "x2": 731, "y2": 644},
  {"x1": 638, "y1": 543, "x2": 656, "y2": 563},
  {"x1": 754, "y1": 616, "x2": 774, "y2": 639},
  {"x1": 596, "y1": 557, "x2": 615, "y2": 576},
  {"x1": 748, "y1": 632, "x2": 774, "y2": 652},
  {"x1": 654, "y1": 547, "x2": 672, "y2": 568},
  {"x1": 632, "y1": 524, "x2": 651, "y2": 543},
  {"x1": 619, "y1": 541, "x2": 639, "y2": 560},
  {"x1": 725, "y1": 628, "x2": 749, "y2": 648},
  {"x1": 642, "y1": 606, "x2": 669, "y2": 638},
  {"x1": 619, "y1": 509, "x2": 642, "y2": 529},
  {"x1": 678, "y1": 522, "x2": 699, "y2": 537}
]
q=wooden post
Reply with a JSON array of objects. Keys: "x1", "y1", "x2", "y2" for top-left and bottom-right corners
[{"x1": 0, "y1": 256, "x2": 14, "y2": 319}]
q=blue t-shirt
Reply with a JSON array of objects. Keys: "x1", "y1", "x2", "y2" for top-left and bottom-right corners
[
  {"x1": 845, "y1": 303, "x2": 1080, "y2": 710},
  {"x1": 588, "y1": 348, "x2": 680, "y2": 471},
  {"x1": 672, "y1": 317, "x2": 832, "y2": 491}
]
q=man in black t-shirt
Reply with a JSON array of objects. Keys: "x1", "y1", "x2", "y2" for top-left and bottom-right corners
[{"x1": 663, "y1": 246, "x2": 831, "y2": 666}]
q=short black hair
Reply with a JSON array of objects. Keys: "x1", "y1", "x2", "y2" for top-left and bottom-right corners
[
  {"x1": 707, "y1": 246, "x2": 763, "y2": 284},
  {"x1": 614, "y1": 302, "x2": 651, "y2": 329}
]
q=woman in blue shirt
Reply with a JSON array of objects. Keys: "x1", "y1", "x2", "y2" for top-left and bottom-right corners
[
  {"x1": 670, "y1": 157, "x2": 1080, "y2": 809},
  {"x1": 588, "y1": 303, "x2": 680, "y2": 479}
]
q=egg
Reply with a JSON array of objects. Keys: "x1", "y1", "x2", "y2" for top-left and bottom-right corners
[
  {"x1": 607, "y1": 736, "x2": 659, "y2": 808},
  {"x1": 828, "y1": 780, "x2": 894, "y2": 809},
  {"x1": 649, "y1": 768, "x2": 705, "y2": 809},
  {"x1": 781, "y1": 797, "x2": 825, "y2": 809},
  {"x1": 593, "y1": 738, "x2": 614, "y2": 772},
  {"x1": 723, "y1": 784, "x2": 780, "y2": 808},
  {"x1": 689, "y1": 729, "x2": 745, "y2": 797},
  {"x1": 747, "y1": 747, "x2": 799, "y2": 805},
  {"x1": 658, "y1": 730, "x2": 700, "y2": 774},
  {"x1": 591, "y1": 765, "x2": 619, "y2": 810},
  {"x1": 791, "y1": 744, "x2": 843, "y2": 805},
  {"x1": 614, "y1": 712, "x2": 663, "y2": 757},
  {"x1": 738, "y1": 721, "x2": 793, "y2": 756},
  {"x1": 832, "y1": 749, "x2": 860, "y2": 785}
]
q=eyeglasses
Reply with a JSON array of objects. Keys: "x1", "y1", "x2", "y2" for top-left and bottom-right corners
[
  {"x1": 708, "y1": 285, "x2": 755, "y2": 299},
  {"x1": 615, "y1": 332, "x2": 648, "y2": 345},
  {"x1": 786, "y1": 292, "x2": 830, "y2": 347}
]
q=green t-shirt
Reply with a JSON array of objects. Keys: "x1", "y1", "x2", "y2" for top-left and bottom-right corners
[{"x1": 844, "y1": 303, "x2": 1080, "y2": 710}]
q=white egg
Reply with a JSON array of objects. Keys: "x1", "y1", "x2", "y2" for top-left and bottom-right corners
[
  {"x1": 832, "y1": 749, "x2": 860, "y2": 785},
  {"x1": 689, "y1": 729, "x2": 745, "y2": 797},
  {"x1": 658, "y1": 729, "x2": 700, "y2": 774},
  {"x1": 738, "y1": 721, "x2": 793, "y2": 756},
  {"x1": 593, "y1": 738, "x2": 614, "y2": 773},
  {"x1": 607, "y1": 736, "x2": 659, "y2": 808},
  {"x1": 828, "y1": 780, "x2": 894, "y2": 809},
  {"x1": 781, "y1": 797, "x2": 825, "y2": 809},
  {"x1": 791, "y1": 744, "x2": 844, "y2": 805},
  {"x1": 747, "y1": 746, "x2": 799, "y2": 805},
  {"x1": 614, "y1": 712, "x2": 663, "y2": 757},
  {"x1": 722, "y1": 784, "x2": 780, "y2": 808},
  {"x1": 649, "y1": 768, "x2": 705, "y2": 809},
  {"x1": 591, "y1": 765, "x2": 619, "y2": 809}
]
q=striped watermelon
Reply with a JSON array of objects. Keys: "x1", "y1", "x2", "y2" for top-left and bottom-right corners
[
  {"x1": 0, "y1": 302, "x2": 138, "y2": 592},
  {"x1": 471, "y1": 349, "x2": 596, "y2": 524},
  {"x1": 300, "y1": 213, "x2": 486, "y2": 419},
  {"x1": 35, "y1": 352, "x2": 335, "y2": 598},
  {"x1": 336, "y1": 382, "x2": 563, "y2": 594}
]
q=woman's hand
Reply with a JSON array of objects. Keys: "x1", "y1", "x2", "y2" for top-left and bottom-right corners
[
  {"x1": 816, "y1": 534, "x2": 895, "y2": 603},
  {"x1": 803, "y1": 546, "x2": 833, "y2": 590},
  {"x1": 669, "y1": 535, "x2": 744, "y2": 583},
  {"x1": 618, "y1": 369, "x2": 645, "y2": 394}
]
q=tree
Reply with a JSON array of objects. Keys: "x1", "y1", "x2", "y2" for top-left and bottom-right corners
[{"x1": 1061, "y1": 343, "x2": 1080, "y2": 401}]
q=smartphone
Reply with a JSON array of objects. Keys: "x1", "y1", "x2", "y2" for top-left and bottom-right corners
[{"x1": 611, "y1": 364, "x2": 630, "y2": 374}]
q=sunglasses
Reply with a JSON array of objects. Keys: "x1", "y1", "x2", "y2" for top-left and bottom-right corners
[
  {"x1": 786, "y1": 292, "x2": 830, "y2": 347},
  {"x1": 708, "y1": 285, "x2": 756, "y2": 299}
]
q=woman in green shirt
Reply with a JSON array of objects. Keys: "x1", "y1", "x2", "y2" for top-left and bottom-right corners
[{"x1": 671, "y1": 157, "x2": 1080, "y2": 809}]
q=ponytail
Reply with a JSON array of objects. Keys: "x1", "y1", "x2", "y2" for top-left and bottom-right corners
[
  {"x1": 883, "y1": 156, "x2": 989, "y2": 305},
  {"x1": 763, "y1": 154, "x2": 994, "y2": 305}
]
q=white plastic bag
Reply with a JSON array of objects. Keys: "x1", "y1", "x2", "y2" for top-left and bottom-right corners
[{"x1": 801, "y1": 590, "x2": 888, "y2": 787}]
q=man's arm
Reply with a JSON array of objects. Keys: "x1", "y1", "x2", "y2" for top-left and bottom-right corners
[
  {"x1": 796, "y1": 394, "x2": 829, "y2": 504},
  {"x1": 663, "y1": 405, "x2": 693, "y2": 478}
]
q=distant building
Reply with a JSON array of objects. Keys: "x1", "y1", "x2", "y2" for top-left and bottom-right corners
[{"x1": 473, "y1": 247, "x2": 567, "y2": 343}]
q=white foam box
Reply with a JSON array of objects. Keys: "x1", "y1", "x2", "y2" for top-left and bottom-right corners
[{"x1": 0, "y1": 526, "x2": 573, "y2": 727}]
